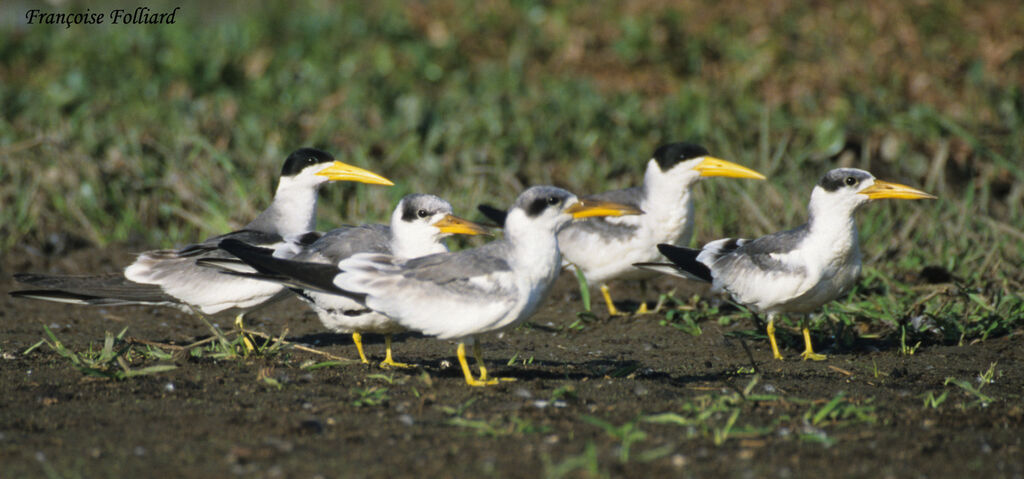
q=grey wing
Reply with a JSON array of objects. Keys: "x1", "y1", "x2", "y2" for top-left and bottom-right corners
[
  {"x1": 705, "y1": 225, "x2": 811, "y2": 301},
  {"x1": 334, "y1": 243, "x2": 519, "y2": 339},
  {"x1": 398, "y1": 241, "x2": 514, "y2": 284},
  {"x1": 296, "y1": 224, "x2": 392, "y2": 264},
  {"x1": 728, "y1": 224, "x2": 809, "y2": 273},
  {"x1": 583, "y1": 186, "x2": 645, "y2": 207}
]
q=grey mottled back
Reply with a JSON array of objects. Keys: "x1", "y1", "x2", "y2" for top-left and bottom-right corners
[
  {"x1": 710, "y1": 223, "x2": 810, "y2": 278},
  {"x1": 294, "y1": 224, "x2": 393, "y2": 264},
  {"x1": 397, "y1": 240, "x2": 514, "y2": 284}
]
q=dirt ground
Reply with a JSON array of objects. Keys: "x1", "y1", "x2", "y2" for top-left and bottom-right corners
[{"x1": 1, "y1": 245, "x2": 1022, "y2": 478}]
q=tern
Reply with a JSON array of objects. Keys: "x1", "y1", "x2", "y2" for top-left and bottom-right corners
[
  {"x1": 218, "y1": 186, "x2": 642, "y2": 386},
  {"x1": 635, "y1": 168, "x2": 936, "y2": 360},
  {"x1": 478, "y1": 142, "x2": 764, "y2": 316},
  {"x1": 202, "y1": 193, "x2": 489, "y2": 367},
  {"x1": 11, "y1": 148, "x2": 394, "y2": 340}
]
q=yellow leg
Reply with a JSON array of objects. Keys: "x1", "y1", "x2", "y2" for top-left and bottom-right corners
[
  {"x1": 474, "y1": 343, "x2": 489, "y2": 380},
  {"x1": 457, "y1": 342, "x2": 498, "y2": 387},
  {"x1": 352, "y1": 332, "x2": 370, "y2": 364},
  {"x1": 601, "y1": 284, "x2": 626, "y2": 316},
  {"x1": 800, "y1": 326, "x2": 827, "y2": 361},
  {"x1": 766, "y1": 316, "x2": 784, "y2": 360},
  {"x1": 380, "y1": 334, "x2": 413, "y2": 369},
  {"x1": 475, "y1": 342, "x2": 514, "y2": 384},
  {"x1": 235, "y1": 313, "x2": 256, "y2": 352}
]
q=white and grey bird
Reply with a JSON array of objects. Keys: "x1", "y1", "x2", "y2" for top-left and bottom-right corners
[
  {"x1": 10, "y1": 148, "x2": 394, "y2": 337},
  {"x1": 479, "y1": 142, "x2": 765, "y2": 316},
  {"x1": 219, "y1": 186, "x2": 642, "y2": 386},
  {"x1": 635, "y1": 168, "x2": 936, "y2": 360},
  {"x1": 204, "y1": 193, "x2": 489, "y2": 367}
]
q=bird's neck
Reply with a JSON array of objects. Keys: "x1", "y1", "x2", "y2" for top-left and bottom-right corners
[
  {"x1": 391, "y1": 231, "x2": 448, "y2": 258},
  {"x1": 247, "y1": 178, "x2": 319, "y2": 236},
  {"x1": 506, "y1": 220, "x2": 563, "y2": 282},
  {"x1": 805, "y1": 199, "x2": 860, "y2": 261},
  {"x1": 640, "y1": 162, "x2": 698, "y2": 244}
]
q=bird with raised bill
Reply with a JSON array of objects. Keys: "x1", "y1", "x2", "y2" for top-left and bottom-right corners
[{"x1": 636, "y1": 168, "x2": 935, "y2": 360}]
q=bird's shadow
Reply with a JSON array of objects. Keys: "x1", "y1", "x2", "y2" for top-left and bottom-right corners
[
  {"x1": 287, "y1": 331, "x2": 425, "y2": 347},
  {"x1": 363, "y1": 352, "x2": 744, "y2": 387},
  {"x1": 283, "y1": 329, "x2": 762, "y2": 386}
]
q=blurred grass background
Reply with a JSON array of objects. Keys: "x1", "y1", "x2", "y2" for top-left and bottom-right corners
[{"x1": 1, "y1": 0, "x2": 1022, "y2": 291}]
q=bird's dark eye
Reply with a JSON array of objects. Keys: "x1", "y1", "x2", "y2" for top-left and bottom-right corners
[
  {"x1": 845, "y1": 176, "x2": 857, "y2": 186},
  {"x1": 417, "y1": 209, "x2": 429, "y2": 218},
  {"x1": 547, "y1": 196, "x2": 559, "y2": 205}
]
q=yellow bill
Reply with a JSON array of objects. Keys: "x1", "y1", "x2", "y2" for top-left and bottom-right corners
[
  {"x1": 315, "y1": 161, "x2": 394, "y2": 186},
  {"x1": 860, "y1": 180, "x2": 936, "y2": 200},
  {"x1": 566, "y1": 199, "x2": 644, "y2": 219},
  {"x1": 693, "y1": 157, "x2": 766, "y2": 180},
  {"x1": 434, "y1": 215, "x2": 491, "y2": 236}
]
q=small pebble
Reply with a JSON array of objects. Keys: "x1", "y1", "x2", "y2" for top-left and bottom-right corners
[{"x1": 513, "y1": 388, "x2": 533, "y2": 399}]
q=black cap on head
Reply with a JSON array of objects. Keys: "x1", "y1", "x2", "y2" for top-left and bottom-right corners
[
  {"x1": 818, "y1": 168, "x2": 875, "y2": 192},
  {"x1": 281, "y1": 148, "x2": 335, "y2": 177},
  {"x1": 652, "y1": 142, "x2": 711, "y2": 171}
]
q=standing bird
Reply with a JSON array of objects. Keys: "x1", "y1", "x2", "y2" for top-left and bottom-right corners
[
  {"x1": 635, "y1": 168, "x2": 936, "y2": 360},
  {"x1": 203, "y1": 193, "x2": 489, "y2": 367},
  {"x1": 479, "y1": 142, "x2": 765, "y2": 316},
  {"x1": 219, "y1": 186, "x2": 642, "y2": 386},
  {"x1": 11, "y1": 148, "x2": 393, "y2": 341}
]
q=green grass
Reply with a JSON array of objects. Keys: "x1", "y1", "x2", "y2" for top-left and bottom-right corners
[
  {"x1": 553, "y1": 377, "x2": 882, "y2": 472},
  {"x1": 23, "y1": 325, "x2": 178, "y2": 380}
]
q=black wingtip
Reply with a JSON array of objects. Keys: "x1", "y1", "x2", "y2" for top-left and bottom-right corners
[
  {"x1": 13, "y1": 273, "x2": 40, "y2": 284},
  {"x1": 656, "y1": 244, "x2": 712, "y2": 283},
  {"x1": 218, "y1": 239, "x2": 278, "y2": 274},
  {"x1": 219, "y1": 238, "x2": 357, "y2": 298},
  {"x1": 477, "y1": 204, "x2": 508, "y2": 228}
]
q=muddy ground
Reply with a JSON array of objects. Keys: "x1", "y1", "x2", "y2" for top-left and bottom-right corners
[{"x1": 1, "y1": 245, "x2": 1021, "y2": 478}]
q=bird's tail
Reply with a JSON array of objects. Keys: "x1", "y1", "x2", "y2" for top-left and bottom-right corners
[
  {"x1": 476, "y1": 204, "x2": 508, "y2": 227},
  {"x1": 637, "y1": 244, "x2": 713, "y2": 283},
  {"x1": 10, "y1": 273, "x2": 180, "y2": 306}
]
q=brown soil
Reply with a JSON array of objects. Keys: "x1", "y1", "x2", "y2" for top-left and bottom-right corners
[{"x1": 1, "y1": 245, "x2": 1022, "y2": 478}]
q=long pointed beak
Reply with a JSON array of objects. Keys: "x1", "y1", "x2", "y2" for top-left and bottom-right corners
[
  {"x1": 693, "y1": 157, "x2": 766, "y2": 180},
  {"x1": 315, "y1": 161, "x2": 394, "y2": 186},
  {"x1": 565, "y1": 199, "x2": 644, "y2": 219},
  {"x1": 860, "y1": 180, "x2": 936, "y2": 200},
  {"x1": 434, "y1": 214, "x2": 491, "y2": 236}
]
